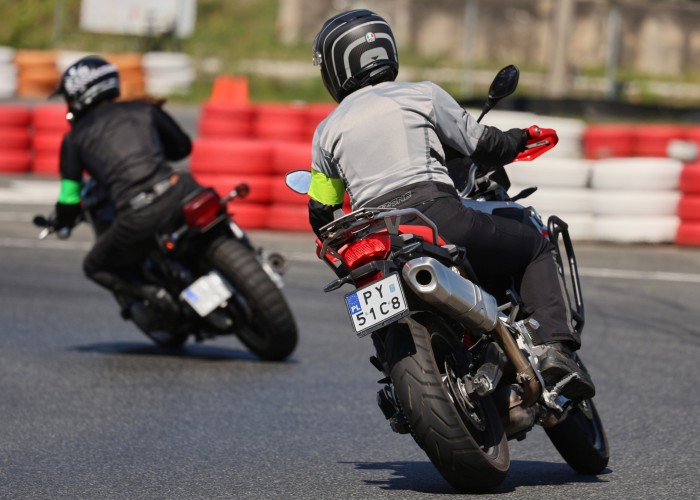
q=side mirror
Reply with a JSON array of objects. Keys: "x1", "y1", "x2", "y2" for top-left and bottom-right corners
[
  {"x1": 477, "y1": 64, "x2": 520, "y2": 122},
  {"x1": 285, "y1": 170, "x2": 312, "y2": 194}
]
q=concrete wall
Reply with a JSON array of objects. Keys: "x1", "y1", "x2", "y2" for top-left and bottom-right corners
[{"x1": 277, "y1": 0, "x2": 700, "y2": 77}]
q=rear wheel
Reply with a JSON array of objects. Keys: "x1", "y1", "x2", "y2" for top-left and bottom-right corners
[
  {"x1": 207, "y1": 238, "x2": 297, "y2": 361},
  {"x1": 388, "y1": 315, "x2": 509, "y2": 493},
  {"x1": 545, "y1": 397, "x2": 609, "y2": 474}
]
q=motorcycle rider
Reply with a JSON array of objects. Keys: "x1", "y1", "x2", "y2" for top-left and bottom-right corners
[
  {"x1": 50, "y1": 55, "x2": 202, "y2": 315},
  {"x1": 308, "y1": 9, "x2": 595, "y2": 400}
]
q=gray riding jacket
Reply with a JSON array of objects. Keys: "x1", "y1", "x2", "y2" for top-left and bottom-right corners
[{"x1": 311, "y1": 80, "x2": 486, "y2": 209}]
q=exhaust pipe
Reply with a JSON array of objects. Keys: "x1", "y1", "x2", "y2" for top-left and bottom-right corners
[
  {"x1": 402, "y1": 257, "x2": 542, "y2": 406},
  {"x1": 402, "y1": 257, "x2": 498, "y2": 333}
]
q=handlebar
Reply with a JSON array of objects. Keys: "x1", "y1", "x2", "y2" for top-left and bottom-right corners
[
  {"x1": 33, "y1": 215, "x2": 71, "y2": 240},
  {"x1": 514, "y1": 125, "x2": 559, "y2": 162}
]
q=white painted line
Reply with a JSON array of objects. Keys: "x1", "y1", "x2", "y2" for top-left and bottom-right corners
[
  {"x1": 0, "y1": 237, "x2": 91, "y2": 251},
  {"x1": 1, "y1": 230, "x2": 699, "y2": 284},
  {"x1": 578, "y1": 267, "x2": 700, "y2": 284}
]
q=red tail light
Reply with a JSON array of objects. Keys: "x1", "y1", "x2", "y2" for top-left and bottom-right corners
[
  {"x1": 341, "y1": 234, "x2": 391, "y2": 269},
  {"x1": 183, "y1": 188, "x2": 222, "y2": 228}
]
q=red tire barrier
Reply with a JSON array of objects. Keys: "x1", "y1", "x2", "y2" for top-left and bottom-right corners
[
  {"x1": 676, "y1": 222, "x2": 700, "y2": 246},
  {"x1": 227, "y1": 202, "x2": 268, "y2": 230},
  {"x1": 198, "y1": 117, "x2": 253, "y2": 139},
  {"x1": 272, "y1": 140, "x2": 312, "y2": 174},
  {"x1": 32, "y1": 104, "x2": 70, "y2": 132},
  {"x1": 192, "y1": 173, "x2": 273, "y2": 204},
  {"x1": 31, "y1": 132, "x2": 63, "y2": 153},
  {"x1": 680, "y1": 164, "x2": 700, "y2": 194},
  {"x1": 678, "y1": 196, "x2": 700, "y2": 221},
  {"x1": 0, "y1": 105, "x2": 32, "y2": 127},
  {"x1": 304, "y1": 102, "x2": 336, "y2": 141},
  {"x1": 0, "y1": 150, "x2": 31, "y2": 173},
  {"x1": 267, "y1": 203, "x2": 312, "y2": 232},
  {"x1": 633, "y1": 124, "x2": 687, "y2": 157},
  {"x1": 198, "y1": 102, "x2": 255, "y2": 139},
  {"x1": 0, "y1": 127, "x2": 31, "y2": 150},
  {"x1": 31, "y1": 154, "x2": 59, "y2": 176},
  {"x1": 271, "y1": 175, "x2": 308, "y2": 205},
  {"x1": 254, "y1": 103, "x2": 307, "y2": 141},
  {"x1": 583, "y1": 124, "x2": 635, "y2": 159},
  {"x1": 190, "y1": 138, "x2": 274, "y2": 175}
]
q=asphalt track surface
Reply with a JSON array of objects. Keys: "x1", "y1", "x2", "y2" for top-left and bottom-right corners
[
  {"x1": 1, "y1": 192, "x2": 700, "y2": 500},
  {"x1": 1, "y1": 106, "x2": 700, "y2": 498}
]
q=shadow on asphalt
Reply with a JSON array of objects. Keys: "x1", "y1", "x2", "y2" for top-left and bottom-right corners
[
  {"x1": 71, "y1": 341, "x2": 299, "y2": 363},
  {"x1": 344, "y1": 459, "x2": 611, "y2": 494}
]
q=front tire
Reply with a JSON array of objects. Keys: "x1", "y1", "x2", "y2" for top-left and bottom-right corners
[
  {"x1": 388, "y1": 315, "x2": 509, "y2": 493},
  {"x1": 207, "y1": 238, "x2": 297, "y2": 361}
]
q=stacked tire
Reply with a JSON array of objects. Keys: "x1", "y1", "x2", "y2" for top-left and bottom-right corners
[
  {"x1": 267, "y1": 141, "x2": 313, "y2": 232},
  {"x1": 193, "y1": 100, "x2": 336, "y2": 232},
  {"x1": 0, "y1": 105, "x2": 32, "y2": 174},
  {"x1": 15, "y1": 50, "x2": 59, "y2": 98},
  {"x1": 0, "y1": 47, "x2": 18, "y2": 98},
  {"x1": 31, "y1": 104, "x2": 69, "y2": 176},
  {"x1": 142, "y1": 52, "x2": 195, "y2": 96},
  {"x1": 591, "y1": 158, "x2": 682, "y2": 243},
  {"x1": 676, "y1": 162, "x2": 700, "y2": 245},
  {"x1": 506, "y1": 157, "x2": 594, "y2": 240},
  {"x1": 190, "y1": 138, "x2": 274, "y2": 230}
]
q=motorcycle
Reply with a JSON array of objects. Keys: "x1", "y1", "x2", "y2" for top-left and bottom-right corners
[
  {"x1": 35, "y1": 178, "x2": 298, "y2": 361},
  {"x1": 285, "y1": 65, "x2": 608, "y2": 492}
]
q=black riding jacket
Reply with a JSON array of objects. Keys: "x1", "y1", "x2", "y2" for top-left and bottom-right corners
[{"x1": 58, "y1": 100, "x2": 192, "y2": 215}]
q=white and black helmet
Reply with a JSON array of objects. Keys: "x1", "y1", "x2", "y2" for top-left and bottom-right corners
[
  {"x1": 312, "y1": 9, "x2": 399, "y2": 103},
  {"x1": 51, "y1": 55, "x2": 120, "y2": 119}
]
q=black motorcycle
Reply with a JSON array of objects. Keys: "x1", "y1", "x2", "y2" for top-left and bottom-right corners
[
  {"x1": 285, "y1": 65, "x2": 608, "y2": 491},
  {"x1": 35, "y1": 178, "x2": 298, "y2": 360}
]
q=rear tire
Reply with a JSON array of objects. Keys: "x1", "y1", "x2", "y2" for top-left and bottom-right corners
[
  {"x1": 545, "y1": 397, "x2": 609, "y2": 474},
  {"x1": 388, "y1": 315, "x2": 509, "y2": 493},
  {"x1": 207, "y1": 238, "x2": 297, "y2": 361}
]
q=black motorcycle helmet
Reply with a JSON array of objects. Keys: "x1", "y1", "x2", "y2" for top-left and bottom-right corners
[
  {"x1": 51, "y1": 55, "x2": 120, "y2": 121},
  {"x1": 312, "y1": 9, "x2": 399, "y2": 103}
]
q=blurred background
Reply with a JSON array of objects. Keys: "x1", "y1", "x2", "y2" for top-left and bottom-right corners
[{"x1": 2, "y1": 0, "x2": 700, "y2": 108}]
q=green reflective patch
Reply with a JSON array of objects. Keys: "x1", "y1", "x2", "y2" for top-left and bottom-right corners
[
  {"x1": 308, "y1": 170, "x2": 345, "y2": 206},
  {"x1": 58, "y1": 179, "x2": 82, "y2": 205}
]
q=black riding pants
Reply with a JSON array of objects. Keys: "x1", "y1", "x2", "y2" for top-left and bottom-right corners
[
  {"x1": 83, "y1": 173, "x2": 200, "y2": 295},
  {"x1": 416, "y1": 195, "x2": 579, "y2": 347}
]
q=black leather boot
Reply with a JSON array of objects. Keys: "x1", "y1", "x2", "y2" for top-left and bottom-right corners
[{"x1": 537, "y1": 342, "x2": 596, "y2": 400}]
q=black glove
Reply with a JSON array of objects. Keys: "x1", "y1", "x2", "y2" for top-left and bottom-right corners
[
  {"x1": 53, "y1": 202, "x2": 81, "y2": 238},
  {"x1": 505, "y1": 127, "x2": 530, "y2": 152}
]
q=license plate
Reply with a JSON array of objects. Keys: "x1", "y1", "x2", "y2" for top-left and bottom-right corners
[
  {"x1": 345, "y1": 273, "x2": 409, "y2": 337},
  {"x1": 180, "y1": 271, "x2": 232, "y2": 317}
]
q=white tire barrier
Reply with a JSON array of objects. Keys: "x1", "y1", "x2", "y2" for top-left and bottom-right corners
[
  {"x1": 142, "y1": 52, "x2": 195, "y2": 95},
  {"x1": 509, "y1": 185, "x2": 592, "y2": 214},
  {"x1": 592, "y1": 190, "x2": 680, "y2": 216},
  {"x1": 590, "y1": 158, "x2": 683, "y2": 243},
  {"x1": 593, "y1": 216, "x2": 680, "y2": 243},
  {"x1": 506, "y1": 157, "x2": 592, "y2": 188},
  {"x1": 0, "y1": 46, "x2": 17, "y2": 98},
  {"x1": 591, "y1": 157, "x2": 683, "y2": 191}
]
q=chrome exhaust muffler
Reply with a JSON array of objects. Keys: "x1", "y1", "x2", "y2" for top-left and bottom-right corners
[
  {"x1": 402, "y1": 256, "x2": 542, "y2": 406},
  {"x1": 401, "y1": 257, "x2": 498, "y2": 333}
]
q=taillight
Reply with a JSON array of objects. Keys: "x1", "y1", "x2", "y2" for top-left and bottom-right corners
[
  {"x1": 341, "y1": 234, "x2": 391, "y2": 269},
  {"x1": 183, "y1": 188, "x2": 222, "y2": 228}
]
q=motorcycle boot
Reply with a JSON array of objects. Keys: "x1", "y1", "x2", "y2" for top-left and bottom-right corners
[{"x1": 536, "y1": 342, "x2": 595, "y2": 400}]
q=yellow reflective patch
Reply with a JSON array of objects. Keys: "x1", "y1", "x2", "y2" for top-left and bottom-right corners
[{"x1": 308, "y1": 170, "x2": 345, "y2": 205}]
